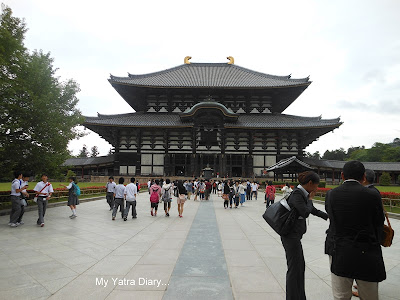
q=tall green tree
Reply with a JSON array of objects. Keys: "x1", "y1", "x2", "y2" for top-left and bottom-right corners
[
  {"x1": 78, "y1": 144, "x2": 89, "y2": 158},
  {"x1": 0, "y1": 5, "x2": 83, "y2": 180},
  {"x1": 90, "y1": 145, "x2": 99, "y2": 157}
]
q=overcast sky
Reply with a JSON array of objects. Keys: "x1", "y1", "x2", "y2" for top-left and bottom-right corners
[{"x1": 6, "y1": 0, "x2": 400, "y2": 157}]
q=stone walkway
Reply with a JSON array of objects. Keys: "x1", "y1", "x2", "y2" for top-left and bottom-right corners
[{"x1": 0, "y1": 192, "x2": 399, "y2": 300}]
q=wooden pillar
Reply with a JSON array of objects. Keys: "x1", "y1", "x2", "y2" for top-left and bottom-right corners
[
  {"x1": 332, "y1": 169, "x2": 335, "y2": 184},
  {"x1": 241, "y1": 154, "x2": 245, "y2": 178}
]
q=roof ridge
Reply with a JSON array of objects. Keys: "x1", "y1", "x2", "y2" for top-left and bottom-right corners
[{"x1": 109, "y1": 63, "x2": 310, "y2": 82}]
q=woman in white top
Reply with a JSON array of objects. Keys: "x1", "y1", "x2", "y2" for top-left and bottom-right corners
[
  {"x1": 60, "y1": 176, "x2": 79, "y2": 218},
  {"x1": 238, "y1": 181, "x2": 246, "y2": 206},
  {"x1": 282, "y1": 182, "x2": 293, "y2": 199}
]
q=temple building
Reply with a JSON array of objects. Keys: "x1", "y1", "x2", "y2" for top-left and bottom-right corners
[{"x1": 76, "y1": 57, "x2": 342, "y2": 178}]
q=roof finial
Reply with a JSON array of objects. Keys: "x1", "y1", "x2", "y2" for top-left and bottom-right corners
[
  {"x1": 227, "y1": 56, "x2": 234, "y2": 64},
  {"x1": 184, "y1": 56, "x2": 192, "y2": 64}
]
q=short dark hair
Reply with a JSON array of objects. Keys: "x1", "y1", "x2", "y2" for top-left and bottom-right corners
[
  {"x1": 155, "y1": 179, "x2": 160, "y2": 185},
  {"x1": 298, "y1": 171, "x2": 320, "y2": 185},
  {"x1": 68, "y1": 176, "x2": 76, "y2": 182},
  {"x1": 364, "y1": 169, "x2": 375, "y2": 184},
  {"x1": 13, "y1": 171, "x2": 22, "y2": 178},
  {"x1": 109, "y1": 176, "x2": 114, "y2": 180},
  {"x1": 130, "y1": 177, "x2": 135, "y2": 183},
  {"x1": 166, "y1": 178, "x2": 170, "y2": 184},
  {"x1": 343, "y1": 161, "x2": 365, "y2": 181},
  {"x1": 41, "y1": 174, "x2": 48, "y2": 178},
  {"x1": 118, "y1": 177, "x2": 124, "y2": 184}
]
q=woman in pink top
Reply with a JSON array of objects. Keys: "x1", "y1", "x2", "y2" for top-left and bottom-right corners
[{"x1": 149, "y1": 179, "x2": 162, "y2": 216}]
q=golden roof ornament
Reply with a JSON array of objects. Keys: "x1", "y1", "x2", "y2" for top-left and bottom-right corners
[
  {"x1": 184, "y1": 56, "x2": 192, "y2": 64},
  {"x1": 227, "y1": 56, "x2": 234, "y2": 64}
]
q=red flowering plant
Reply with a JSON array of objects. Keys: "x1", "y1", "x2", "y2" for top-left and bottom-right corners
[{"x1": 380, "y1": 192, "x2": 400, "y2": 206}]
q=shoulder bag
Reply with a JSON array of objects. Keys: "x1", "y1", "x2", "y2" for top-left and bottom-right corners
[
  {"x1": 262, "y1": 191, "x2": 298, "y2": 236},
  {"x1": 381, "y1": 211, "x2": 394, "y2": 247}
]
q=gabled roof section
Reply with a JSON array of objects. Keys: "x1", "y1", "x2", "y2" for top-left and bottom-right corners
[
  {"x1": 180, "y1": 101, "x2": 238, "y2": 122},
  {"x1": 109, "y1": 63, "x2": 310, "y2": 88},
  {"x1": 267, "y1": 156, "x2": 314, "y2": 172}
]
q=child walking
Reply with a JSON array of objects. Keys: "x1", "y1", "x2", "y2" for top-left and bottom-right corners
[
  {"x1": 149, "y1": 179, "x2": 162, "y2": 216},
  {"x1": 60, "y1": 177, "x2": 79, "y2": 218}
]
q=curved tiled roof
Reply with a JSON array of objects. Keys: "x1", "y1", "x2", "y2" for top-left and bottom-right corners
[
  {"x1": 302, "y1": 157, "x2": 400, "y2": 172},
  {"x1": 63, "y1": 155, "x2": 115, "y2": 166},
  {"x1": 109, "y1": 63, "x2": 310, "y2": 88},
  {"x1": 84, "y1": 112, "x2": 341, "y2": 129}
]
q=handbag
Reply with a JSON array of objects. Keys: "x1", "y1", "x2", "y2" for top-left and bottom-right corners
[
  {"x1": 262, "y1": 197, "x2": 297, "y2": 236},
  {"x1": 21, "y1": 198, "x2": 28, "y2": 207},
  {"x1": 381, "y1": 212, "x2": 394, "y2": 247}
]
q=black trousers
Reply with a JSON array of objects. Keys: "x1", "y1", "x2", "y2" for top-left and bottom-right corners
[{"x1": 281, "y1": 235, "x2": 306, "y2": 300}]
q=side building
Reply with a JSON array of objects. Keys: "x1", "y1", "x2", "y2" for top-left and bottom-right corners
[{"x1": 67, "y1": 58, "x2": 342, "y2": 178}]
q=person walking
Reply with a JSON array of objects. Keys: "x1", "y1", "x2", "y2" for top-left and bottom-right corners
[
  {"x1": 9, "y1": 171, "x2": 27, "y2": 227},
  {"x1": 185, "y1": 180, "x2": 193, "y2": 200},
  {"x1": 60, "y1": 177, "x2": 79, "y2": 219},
  {"x1": 198, "y1": 180, "x2": 206, "y2": 201},
  {"x1": 246, "y1": 180, "x2": 251, "y2": 201},
  {"x1": 233, "y1": 181, "x2": 240, "y2": 208},
  {"x1": 17, "y1": 173, "x2": 30, "y2": 226},
  {"x1": 176, "y1": 180, "x2": 187, "y2": 218},
  {"x1": 149, "y1": 179, "x2": 162, "y2": 216},
  {"x1": 239, "y1": 181, "x2": 246, "y2": 206},
  {"x1": 229, "y1": 180, "x2": 235, "y2": 209},
  {"x1": 217, "y1": 182, "x2": 222, "y2": 197},
  {"x1": 106, "y1": 176, "x2": 116, "y2": 211},
  {"x1": 193, "y1": 178, "x2": 199, "y2": 201},
  {"x1": 161, "y1": 179, "x2": 173, "y2": 217},
  {"x1": 251, "y1": 181, "x2": 258, "y2": 200},
  {"x1": 123, "y1": 177, "x2": 138, "y2": 220},
  {"x1": 281, "y1": 171, "x2": 328, "y2": 300},
  {"x1": 325, "y1": 162, "x2": 386, "y2": 300},
  {"x1": 112, "y1": 177, "x2": 125, "y2": 220},
  {"x1": 33, "y1": 174, "x2": 54, "y2": 227},
  {"x1": 223, "y1": 180, "x2": 230, "y2": 209},
  {"x1": 205, "y1": 180, "x2": 212, "y2": 200},
  {"x1": 265, "y1": 181, "x2": 276, "y2": 207}
]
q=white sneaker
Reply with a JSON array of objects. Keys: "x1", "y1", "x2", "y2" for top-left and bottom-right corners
[
  {"x1": 10, "y1": 223, "x2": 18, "y2": 227},
  {"x1": 8, "y1": 222, "x2": 12, "y2": 226},
  {"x1": 18, "y1": 221, "x2": 24, "y2": 225}
]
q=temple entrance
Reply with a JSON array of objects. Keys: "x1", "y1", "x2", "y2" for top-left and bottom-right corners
[
  {"x1": 175, "y1": 166, "x2": 185, "y2": 176},
  {"x1": 231, "y1": 167, "x2": 242, "y2": 177}
]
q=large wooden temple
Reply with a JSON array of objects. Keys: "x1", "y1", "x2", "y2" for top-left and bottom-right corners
[{"x1": 81, "y1": 57, "x2": 342, "y2": 178}]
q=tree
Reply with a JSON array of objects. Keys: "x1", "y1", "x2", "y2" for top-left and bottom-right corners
[
  {"x1": 305, "y1": 151, "x2": 321, "y2": 159},
  {"x1": 91, "y1": 145, "x2": 99, "y2": 157},
  {"x1": 78, "y1": 144, "x2": 89, "y2": 158},
  {"x1": 379, "y1": 172, "x2": 391, "y2": 186},
  {"x1": 0, "y1": 5, "x2": 84, "y2": 180},
  {"x1": 322, "y1": 148, "x2": 346, "y2": 160}
]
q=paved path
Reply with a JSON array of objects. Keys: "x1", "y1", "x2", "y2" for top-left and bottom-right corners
[{"x1": 1, "y1": 192, "x2": 399, "y2": 300}]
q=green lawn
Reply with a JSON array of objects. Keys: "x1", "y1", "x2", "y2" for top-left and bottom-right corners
[
  {"x1": 0, "y1": 181, "x2": 106, "y2": 192},
  {"x1": 326, "y1": 185, "x2": 400, "y2": 193}
]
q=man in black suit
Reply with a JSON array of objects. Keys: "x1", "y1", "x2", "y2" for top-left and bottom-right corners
[{"x1": 325, "y1": 161, "x2": 386, "y2": 300}]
